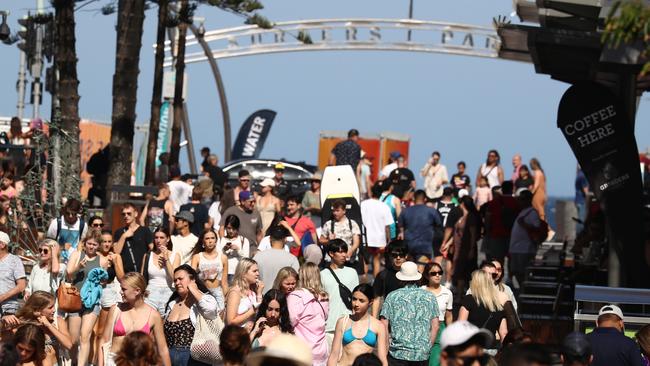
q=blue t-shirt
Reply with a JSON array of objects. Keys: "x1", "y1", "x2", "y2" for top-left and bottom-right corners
[
  {"x1": 398, "y1": 204, "x2": 442, "y2": 256},
  {"x1": 575, "y1": 170, "x2": 589, "y2": 205}
]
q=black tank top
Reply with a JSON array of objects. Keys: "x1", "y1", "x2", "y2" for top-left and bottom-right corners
[{"x1": 147, "y1": 199, "x2": 169, "y2": 231}]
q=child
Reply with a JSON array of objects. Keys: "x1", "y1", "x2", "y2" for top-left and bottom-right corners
[{"x1": 473, "y1": 176, "x2": 492, "y2": 209}]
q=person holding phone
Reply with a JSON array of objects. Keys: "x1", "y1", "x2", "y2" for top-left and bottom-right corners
[
  {"x1": 249, "y1": 289, "x2": 293, "y2": 349},
  {"x1": 217, "y1": 215, "x2": 250, "y2": 284}
]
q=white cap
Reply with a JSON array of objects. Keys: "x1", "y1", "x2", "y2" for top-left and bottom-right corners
[
  {"x1": 440, "y1": 320, "x2": 494, "y2": 350},
  {"x1": 246, "y1": 334, "x2": 312, "y2": 366},
  {"x1": 260, "y1": 178, "x2": 276, "y2": 187},
  {"x1": 0, "y1": 231, "x2": 9, "y2": 245},
  {"x1": 598, "y1": 304, "x2": 624, "y2": 321},
  {"x1": 395, "y1": 261, "x2": 422, "y2": 281},
  {"x1": 458, "y1": 189, "x2": 469, "y2": 198}
]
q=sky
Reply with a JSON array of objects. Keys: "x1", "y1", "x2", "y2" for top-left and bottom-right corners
[{"x1": 1, "y1": 0, "x2": 649, "y2": 197}]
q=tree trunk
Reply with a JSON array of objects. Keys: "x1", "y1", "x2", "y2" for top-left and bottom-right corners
[
  {"x1": 107, "y1": 0, "x2": 146, "y2": 201},
  {"x1": 145, "y1": 0, "x2": 168, "y2": 185},
  {"x1": 53, "y1": 0, "x2": 82, "y2": 201},
  {"x1": 168, "y1": 0, "x2": 188, "y2": 168}
]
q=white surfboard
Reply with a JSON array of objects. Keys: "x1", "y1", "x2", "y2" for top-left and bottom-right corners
[{"x1": 320, "y1": 165, "x2": 360, "y2": 204}]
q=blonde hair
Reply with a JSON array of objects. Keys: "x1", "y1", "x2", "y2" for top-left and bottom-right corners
[
  {"x1": 272, "y1": 267, "x2": 299, "y2": 290},
  {"x1": 120, "y1": 272, "x2": 148, "y2": 299},
  {"x1": 232, "y1": 258, "x2": 258, "y2": 293},
  {"x1": 530, "y1": 158, "x2": 544, "y2": 173},
  {"x1": 80, "y1": 228, "x2": 102, "y2": 251},
  {"x1": 469, "y1": 270, "x2": 503, "y2": 312},
  {"x1": 297, "y1": 262, "x2": 327, "y2": 300}
]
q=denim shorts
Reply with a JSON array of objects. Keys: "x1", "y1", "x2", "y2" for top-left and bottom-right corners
[
  {"x1": 101, "y1": 281, "x2": 122, "y2": 308},
  {"x1": 68, "y1": 304, "x2": 100, "y2": 317},
  {"x1": 207, "y1": 287, "x2": 225, "y2": 312},
  {"x1": 145, "y1": 285, "x2": 173, "y2": 316}
]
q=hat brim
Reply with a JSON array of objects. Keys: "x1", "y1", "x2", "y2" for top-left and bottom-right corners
[
  {"x1": 395, "y1": 272, "x2": 422, "y2": 281},
  {"x1": 443, "y1": 329, "x2": 494, "y2": 351},
  {"x1": 245, "y1": 349, "x2": 310, "y2": 366}
]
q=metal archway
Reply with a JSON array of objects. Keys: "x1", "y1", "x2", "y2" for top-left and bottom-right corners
[{"x1": 162, "y1": 18, "x2": 501, "y2": 161}]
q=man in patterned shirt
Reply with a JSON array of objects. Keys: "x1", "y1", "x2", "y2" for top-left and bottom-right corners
[
  {"x1": 329, "y1": 128, "x2": 362, "y2": 170},
  {"x1": 380, "y1": 261, "x2": 440, "y2": 366}
]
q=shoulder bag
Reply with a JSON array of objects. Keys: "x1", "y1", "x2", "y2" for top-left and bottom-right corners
[
  {"x1": 57, "y1": 282, "x2": 82, "y2": 313},
  {"x1": 191, "y1": 308, "x2": 225, "y2": 364},
  {"x1": 327, "y1": 268, "x2": 353, "y2": 310}
]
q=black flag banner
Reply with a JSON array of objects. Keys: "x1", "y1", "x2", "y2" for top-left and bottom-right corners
[
  {"x1": 231, "y1": 110, "x2": 277, "y2": 160},
  {"x1": 557, "y1": 81, "x2": 648, "y2": 286}
]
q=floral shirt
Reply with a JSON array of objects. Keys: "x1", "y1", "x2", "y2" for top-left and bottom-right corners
[{"x1": 380, "y1": 285, "x2": 439, "y2": 361}]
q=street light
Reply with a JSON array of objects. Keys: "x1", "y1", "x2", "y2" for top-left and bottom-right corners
[{"x1": 0, "y1": 11, "x2": 11, "y2": 41}]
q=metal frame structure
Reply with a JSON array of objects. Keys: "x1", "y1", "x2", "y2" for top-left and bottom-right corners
[{"x1": 159, "y1": 18, "x2": 501, "y2": 162}]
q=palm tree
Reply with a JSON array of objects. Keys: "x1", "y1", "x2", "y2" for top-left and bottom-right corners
[
  {"x1": 107, "y1": 0, "x2": 146, "y2": 200},
  {"x1": 144, "y1": 0, "x2": 168, "y2": 185},
  {"x1": 51, "y1": 0, "x2": 82, "y2": 201}
]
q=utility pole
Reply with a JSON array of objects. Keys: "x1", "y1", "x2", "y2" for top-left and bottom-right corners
[
  {"x1": 407, "y1": 0, "x2": 414, "y2": 41},
  {"x1": 31, "y1": 0, "x2": 45, "y2": 119},
  {"x1": 16, "y1": 22, "x2": 27, "y2": 120}
]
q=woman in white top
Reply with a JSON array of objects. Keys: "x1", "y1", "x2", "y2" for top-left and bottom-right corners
[
  {"x1": 25, "y1": 239, "x2": 63, "y2": 298},
  {"x1": 141, "y1": 227, "x2": 181, "y2": 316},
  {"x1": 218, "y1": 215, "x2": 250, "y2": 283},
  {"x1": 476, "y1": 149, "x2": 504, "y2": 189},
  {"x1": 225, "y1": 258, "x2": 263, "y2": 332},
  {"x1": 190, "y1": 228, "x2": 229, "y2": 314},
  {"x1": 422, "y1": 262, "x2": 453, "y2": 366},
  {"x1": 256, "y1": 178, "x2": 281, "y2": 234}
]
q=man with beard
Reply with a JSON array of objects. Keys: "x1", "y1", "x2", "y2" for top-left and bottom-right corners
[{"x1": 219, "y1": 191, "x2": 263, "y2": 254}]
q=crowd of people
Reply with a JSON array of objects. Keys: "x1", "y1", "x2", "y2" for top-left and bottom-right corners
[{"x1": 0, "y1": 125, "x2": 646, "y2": 366}]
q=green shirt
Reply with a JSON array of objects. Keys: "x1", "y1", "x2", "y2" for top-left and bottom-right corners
[{"x1": 380, "y1": 285, "x2": 439, "y2": 361}]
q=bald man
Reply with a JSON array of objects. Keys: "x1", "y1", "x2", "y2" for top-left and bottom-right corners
[{"x1": 511, "y1": 154, "x2": 522, "y2": 182}]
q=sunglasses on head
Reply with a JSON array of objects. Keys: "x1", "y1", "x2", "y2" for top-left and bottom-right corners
[{"x1": 429, "y1": 271, "x2": 443, "y2": 276}]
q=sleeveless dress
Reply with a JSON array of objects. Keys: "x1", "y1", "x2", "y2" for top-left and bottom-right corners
[
  {"x1": 257, "y1": 197, "x2": 277, "y2": 234},
  {"x1": 145, "y1": 254, "x2": 174, "y2": 316},
  {"x1": 380, "y1": 193, "x2": 398, "y2": 239},
  {"x1": 198, "y1": 252, "x2": 225, "y2": 311}
]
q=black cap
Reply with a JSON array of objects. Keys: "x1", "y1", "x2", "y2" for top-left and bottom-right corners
[
  {"x1": 562, "y1": 332, "x2": 592, "y2": 358},
  {"x1": 347, "y1": 129, "x2": 359, "y2": 138},
  {"x1": 443, "y1": 187, "x2": 453, "y2": 196}
]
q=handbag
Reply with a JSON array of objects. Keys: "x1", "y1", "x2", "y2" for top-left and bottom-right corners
[
  {"x1": 57, "y1": 282, "x2": 82, "y2": 313},
  {"x1": 191, "y1": 310, "x2": 225, "y2": 364},
  {"x1": 327, "y1": 268, "x2": 353, "y2": 310}
]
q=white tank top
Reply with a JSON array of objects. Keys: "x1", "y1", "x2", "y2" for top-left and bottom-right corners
[
  {"x1": 198, "y1": 252, "x2": 223, "y2": 282},
  {"x1": 148, "y1": 253, "x2": 171, "y2": 287},
  {"x1": 480, "y1": 163, "x2": 501, "y2": 188}
]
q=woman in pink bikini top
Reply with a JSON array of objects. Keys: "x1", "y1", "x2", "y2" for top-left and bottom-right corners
[{"x1": 98, "y1": 273, "x2": 171, "y2": 366}]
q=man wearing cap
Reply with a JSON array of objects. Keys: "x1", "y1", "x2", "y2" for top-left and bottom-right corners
[
  {"x1": 302, "y1": 171, "x2": 322, "y2": 227},
  {"x1": 179, "y1": 186, "x2": 211, "y2": 237},
  {"x1": 586, "y1": 304, "x2": 645, "y2": 366},
  {"x1": 113, "y1": 203, "x2": 153, "y2": 273},
  {"x1": 380, "y1": 261, "x2": 440, "y2": 366},
  {"x1": 273, "y1": 163, "x2": 292, "y2": 204},
  {"x1": 0, "y1": 231, "x2": 26, "y2": 315},
  {"x1": 562, "y1": 332, "x2": 593, "y2": 366},
  {"x1": 329, "y1": 128, "x2": 362, "y2": 171},
  {"x1": 167, "y1": 166, "x2": 193, "y2": 213},
  {"x1": 439, "y1": 320, "x2": 493, "y2": 366},
  {"x1": 171, "y1": 211, "x2": 199, "y2": 265},
  {"x1": 219, "y1": 191, "x2": 263, "y2": 253},
  {"x1": 380, "y1": 152, "x2": 401, "y2": 180}
]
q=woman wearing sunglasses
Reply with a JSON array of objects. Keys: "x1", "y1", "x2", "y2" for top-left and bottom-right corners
[
  {"x1": 25, "y1": 239, "x2": 62, "y2": 299},
  {"x1": 422, "y1": 262, "x2": 453, "y2": 366},
  {"x1": 89, "y1": 216, "x2": 104, "y2": 230}
]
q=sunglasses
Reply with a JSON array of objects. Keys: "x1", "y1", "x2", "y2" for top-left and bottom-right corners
[
  {"x1": 429, "y1": 271, "x2": 443, "y2": 276},
  {"x1": 121, "y1": 212, "x2": 133, "y2": 216},
  {"x1": 92, "y1": 223, "x2": 104, "y2": 228},
  {"x1": 39, "y1": 248, "x2": 49, "y2": 254},
  {"x1": 490, "y1": 272, "x2": 499, "y2": 279},
  {"x1": 451, "y1": 354, "x2": 491, "y2": 366},
  {"x1": 390, "y1": 252, "x2": 407, "y2": 258},
  {"x1": 239, "y1": 179, "x2": 250, "y2": 182}
]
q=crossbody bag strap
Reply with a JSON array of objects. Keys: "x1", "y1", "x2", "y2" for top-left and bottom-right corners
[{"x1": 327, "y1": 267, "x2": 344, "y2": 286}]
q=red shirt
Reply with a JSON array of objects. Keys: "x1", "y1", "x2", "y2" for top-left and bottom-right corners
[
  {"x1": 284, "y1": 214, "x2": 317, "y2": 257},
  {"x1": 485, "y1": 195, "x2": 520, "y2": 239}
]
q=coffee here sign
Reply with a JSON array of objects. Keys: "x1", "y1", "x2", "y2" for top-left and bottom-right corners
[{"x1": 562, "y1": 105, "x2": 616, "y2": 148}]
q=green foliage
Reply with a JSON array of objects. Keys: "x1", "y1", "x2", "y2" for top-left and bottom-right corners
[
  {"x1": 603, "y1": 0, "x2": 650, "y2": 74},
  {"x1": 245, "y1": 13, "x2": 272, "y2": 29},
  {"x1": 297, "y1": 30, "x2": 313, "y2": 44}
]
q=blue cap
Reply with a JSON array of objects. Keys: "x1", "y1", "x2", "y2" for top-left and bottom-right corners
[
  {"x1": 390, "y1": 151, "x2": 401, "y2": 159},
  {"x1": 239, "y1": 190, "x2": 253, "y2": 202}
]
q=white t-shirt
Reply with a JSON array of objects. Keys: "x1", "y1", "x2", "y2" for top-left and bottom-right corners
[
  {"x1": 171, "y1": 233, "x2": 199, "y2": 265},
  {"x1": 256, "y1": 236, "x2": 292, "y2": 252},
  {"x1": 423, "y1": 286, "x2": 453, "y2": 321},
  {"x1": 380, "y1": 162, "x2": 398, "y2": 179},
  {"x1": 217, "y1": 236, "x2": 250, "y2": 275},
  {"x1": 360, "y1": 199, "x2": 394, "y2": 248},
  {"x1": 27, "y1": 264, "x2": 66, "y2": 295},
  {"x1": 208, "y1": 201, "x2": 221, "y2": 231},
  {"x1": 167, "y1": 180, "x2": 193, "y2": 213}
]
